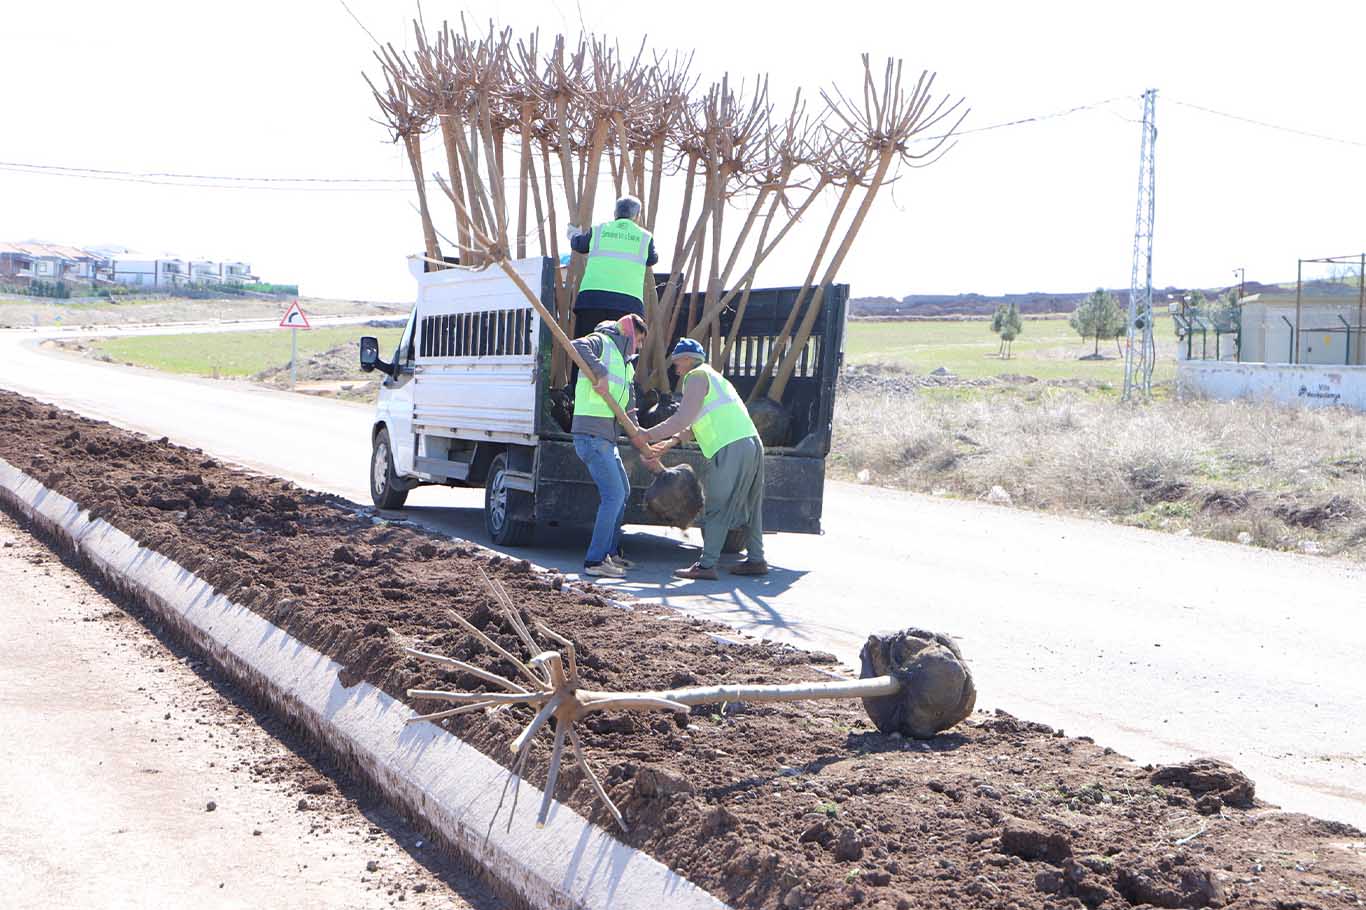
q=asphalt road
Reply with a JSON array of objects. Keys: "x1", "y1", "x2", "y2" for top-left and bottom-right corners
[{"x1": 3, "y1": 320, "x2": 1363, "y2": 830}]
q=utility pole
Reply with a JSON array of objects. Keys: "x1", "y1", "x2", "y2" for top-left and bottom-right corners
[
  {"x1": 1123, "y1": 88, "x2": 1158, "y2": 402},
  {"x1": 1233, "y1": 267, "x2": 1244, "y2": 301}
]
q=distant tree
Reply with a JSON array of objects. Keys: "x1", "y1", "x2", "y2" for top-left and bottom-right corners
[
  {"x1": 1185, "y1": 289, "x2": 1207, "y2": 320},
  {"x1": 1069, "y1": 288, "x2": 1125, "y2": 357},
  {"x1": 990, "y1": 304, "x2": 1008, "y2": 357},
  {"x1": 992, "y1": 302, "x2": 1023, "y2": 358},
  {"x1": 1211, "y1": 289, "x2": 1241, "y2": 332}
]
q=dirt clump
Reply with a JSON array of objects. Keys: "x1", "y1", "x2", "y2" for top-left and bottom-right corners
[
  {"x1": 1149, "y1": 758, "x2": 1256, "y2": 814},
  {"x1": 1275, "y1": 494, "x2": 1360, "y2": 529},
  {"x1": 3, "y1": 388, "x2": 1365, "y2": 910}
]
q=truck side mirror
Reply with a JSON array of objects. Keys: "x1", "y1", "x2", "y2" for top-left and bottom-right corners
[{"x1": 359, "y1": 336, "x2": 386, "y2": 374}]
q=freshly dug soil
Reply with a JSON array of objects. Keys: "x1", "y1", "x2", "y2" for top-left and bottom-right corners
[{"x1": 3, "y1": 387, "x2": 1364, "y2": 910}]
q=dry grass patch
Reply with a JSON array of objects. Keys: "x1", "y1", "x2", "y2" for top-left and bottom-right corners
[{"x1": 831, "y1": 387, "x2": 1366, "y2": 560}]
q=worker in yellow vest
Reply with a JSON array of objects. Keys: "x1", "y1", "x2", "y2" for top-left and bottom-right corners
[
  {"x1": 570, "y1": 313, "x2": 651, "y2": 578},
  {"x1": 566, "y1": 195, "x2": 658, "y2": 336},
  {"x1": 644, "y1": 339, "x2": 768, "y2": 580}
]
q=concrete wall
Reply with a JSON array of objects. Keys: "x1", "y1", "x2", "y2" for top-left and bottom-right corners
[{"x1": 1178, "y1": 360, "x2": 1366, "y2": 411}]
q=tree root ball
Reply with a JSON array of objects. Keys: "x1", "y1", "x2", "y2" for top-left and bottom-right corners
[
  {"x1": 859, "y1": 627, "x2": 977, "y2": 738},
  {"x1": 747, "y1": 398, "x2": 793, "y2": 448},
  {"x1": 644, "y1": 464, "x2": 704, "y2": 529}
]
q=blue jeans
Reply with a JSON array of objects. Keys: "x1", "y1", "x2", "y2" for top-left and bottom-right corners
[{"x1": 573, "y1": 434, "x2": 629, "y2": 565}]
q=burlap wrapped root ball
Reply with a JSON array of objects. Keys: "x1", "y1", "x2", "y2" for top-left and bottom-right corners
[
  {"x1": 644, "y1": 463, "x2": 704, "y2": 529},
  {"x1": 859, "y1": 627, "x2": 977, "y2": 738},
  {"x1": 746, "y1": 397, "x2": 793, "y2": 448}
]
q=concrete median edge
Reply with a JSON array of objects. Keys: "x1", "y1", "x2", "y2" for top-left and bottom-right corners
[{"x1": 0, "y1": 456, "x2": 732, "y2": 910}]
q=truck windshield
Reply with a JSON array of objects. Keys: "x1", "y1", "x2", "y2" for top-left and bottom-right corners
[{"x1": 395, "y1": 308, "x2": 417, "y2": 365}]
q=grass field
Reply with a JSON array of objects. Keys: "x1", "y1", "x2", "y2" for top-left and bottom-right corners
[
  {"x1": 91, "y1": 326, "x2": 404, "y2": 378},
  {"x1": 844, "y1": 317, "x2": 1178, "y2": 386}
]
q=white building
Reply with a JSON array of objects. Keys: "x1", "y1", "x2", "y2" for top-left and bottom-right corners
[
  {"x1": 221, "y1": 261, "x2": 258, "y2": 285},
  {"x1": 1237, "y1": 295, "x2": 1366, "y2": 367},
  {"x1": 111, "y1": 253, "x2": 187, "y2": 287},
  {"x1": 187, "y1": 259, "x2": 223, "y2": 284}
]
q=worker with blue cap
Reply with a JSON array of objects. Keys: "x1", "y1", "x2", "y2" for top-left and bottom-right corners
[{"x1": 644, "y1": 338, "x2": 767, "y2": 579}]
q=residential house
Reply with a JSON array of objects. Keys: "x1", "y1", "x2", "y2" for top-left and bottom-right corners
[
  {"x1": 112, "y1": 253, "x2": 187, "y2": 287},
  {"x1": 0, "y1": 243, "x2": 36, "y2": 284},
  {"x1": 221, "y1": 261, "x2": 258, "y2": 285},
  {"x1": 187, "y1": 259, "x2": 223, "y2": 284},
  {"x1": 0, "y1": 241, "x2": 111, "y2": 285}
]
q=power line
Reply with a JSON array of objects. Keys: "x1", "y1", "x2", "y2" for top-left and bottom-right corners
[
  {"x1": 929, "y1": 95, "x2": 1138, "y2": 141},
  {"x1": 25, "y1": 93, "x2": 1352, "y2": 194},
  {"x1": 3, "y1": 96, "x2": 1141, "y2": 192},
  {"x1": 1170, "y1": 98, "x2": 1366, "y2": 149},
  {"x1": 0, "y1": 159, "x2": 409, "y2": 184}
]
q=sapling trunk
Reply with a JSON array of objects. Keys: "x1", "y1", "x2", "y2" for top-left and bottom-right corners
[
  {"x1": 516, "y1": 104, "x2": 532, "y2": 258},
  {"x1": 403, "y1": 133, "x2": 443, "y2": 262},
  {"x1": 768, "y1": 151, "x2": 895, "y2": 403}
]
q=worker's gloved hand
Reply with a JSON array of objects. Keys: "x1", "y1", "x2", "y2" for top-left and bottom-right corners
[{"x1": 565, "y1": 223, "x2": 583, "y2": 243}]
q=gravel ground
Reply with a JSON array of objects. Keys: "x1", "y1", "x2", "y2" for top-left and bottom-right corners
[{"x1": 0, "y1": 508, "x2": 503, "y2": 910}]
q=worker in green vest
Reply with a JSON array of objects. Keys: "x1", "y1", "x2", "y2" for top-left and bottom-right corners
[
  {"x1": 566, "y1": 195, "x2": 658, "y2": 337},
  {"x1": 570, "y1": 313, "x2": 652, "y2": 578},
  {"x1": 644, "y1": 339, "x2": 768, "y2": 580}
]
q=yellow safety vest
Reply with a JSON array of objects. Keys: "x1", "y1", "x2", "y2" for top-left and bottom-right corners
[
  {"x1": 689, "y1": 364, "x2": 759, "y2": 458},
  {"x1": 579, "y1": 219, "x2": 652, "y2": 301},
  {"x1": 573, "y1": 332, "x2": 633, "y2": 419}
]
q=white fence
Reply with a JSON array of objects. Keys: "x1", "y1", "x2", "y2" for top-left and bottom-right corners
[{"x1": 1178, "y1": 360, "x2": 1366, "y2": 411}]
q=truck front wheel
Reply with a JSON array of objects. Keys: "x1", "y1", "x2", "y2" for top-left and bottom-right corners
[
  {"x1": 485, "y1": 452, "x2": 534, "y2": 546},
  {"x1": 370, "y1": 427, "x2": 409, "y2": 510}
]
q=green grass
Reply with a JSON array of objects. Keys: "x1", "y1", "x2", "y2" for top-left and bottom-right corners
[
  {"x1": 845, "y1": 317, "x2": 1178, "y2": 386},
  {"x1": 91, "y1": 326, "x2": 403, "y2": 378}
]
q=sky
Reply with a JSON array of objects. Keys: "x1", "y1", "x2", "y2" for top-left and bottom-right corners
[{"x1": 2, "y1": 0, "x2": 1363, "y2": 303}]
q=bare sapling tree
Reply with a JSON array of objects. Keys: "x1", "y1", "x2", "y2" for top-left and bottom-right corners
[{"x1": 746, "y1": 57, "x2": 967, "y2": 444}]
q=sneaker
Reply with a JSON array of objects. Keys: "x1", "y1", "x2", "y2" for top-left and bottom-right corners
[
  {"x1": 584, "y1": 561, "x2": 625, "y2": 578},
  {"x1": 673, "y1": 562, "x2": 719, "y2": 580},
  {"x1": 608, "y1": 552, "x2": 636, "y2": 569},
  {"x1": 728, "y1": 560, "x2": 769, "y2": 576}
]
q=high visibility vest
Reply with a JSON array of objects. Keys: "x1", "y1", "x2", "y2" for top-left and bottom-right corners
[
  {"x1": 579, "y1": 219, "x2": 651, "y2": 301},
  {"x1": 689, "y1": 364, "x2": 759, "y2": 459},
  {"x1": 573, "y1": 332, "x2": 634, "y2": 419}
]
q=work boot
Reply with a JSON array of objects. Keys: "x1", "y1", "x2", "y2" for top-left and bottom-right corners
[
  {"x1": 728, "y1": 559, "x2": 769, "y2": 576},
  {"x1": 584, "y1": 560, "x2": 625, "y2": 579},
  {"x1": 673, "y1": 562, "x2": 719, "y2": 581}
]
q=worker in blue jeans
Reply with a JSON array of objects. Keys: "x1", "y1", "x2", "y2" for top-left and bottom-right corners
[{"x1": 570, "y1": 314, "x2": 652, "y2": 578}]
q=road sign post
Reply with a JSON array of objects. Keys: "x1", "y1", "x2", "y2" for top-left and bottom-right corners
[{"x1": 278, "y1": 300, "x2": 311, "y2": 391}]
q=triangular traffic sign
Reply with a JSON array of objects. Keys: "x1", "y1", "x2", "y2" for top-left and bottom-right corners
[{"x1": 279, "y1": 300, "x2": 310, "y2": 329}]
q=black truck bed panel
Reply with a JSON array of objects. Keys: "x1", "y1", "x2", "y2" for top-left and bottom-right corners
[{"x1": 534, "y1": 438, "x2": 824, "y2": 534}]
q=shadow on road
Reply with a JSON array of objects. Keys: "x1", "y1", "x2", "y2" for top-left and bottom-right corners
[{"x1": 394, "y1": 503, "x2": 815, "y2": 641}]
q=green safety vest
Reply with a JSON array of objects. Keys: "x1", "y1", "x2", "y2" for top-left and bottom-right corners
[
  {"x1": 689, "y1": 364, "x2": 759, "y2": 459},
  {"x1": 579, "y1": 218, "x2": 652, "y2": 301},
  {"x1": 573, "y1": 332, "x2": 634, "y2": 419}
]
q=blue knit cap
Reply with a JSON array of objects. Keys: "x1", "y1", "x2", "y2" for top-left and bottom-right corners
[{"x1": 670, "y1": 338, "x2": 706, "y2": 360}]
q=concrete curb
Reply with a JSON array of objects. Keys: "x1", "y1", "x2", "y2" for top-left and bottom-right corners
[{"x1": 0, "y1": 457, "x2": 732, "y2": 910}]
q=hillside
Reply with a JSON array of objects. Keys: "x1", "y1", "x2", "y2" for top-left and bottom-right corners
[{"x1": 852, "y1": 280, "x2": 1289, "y2": 318}]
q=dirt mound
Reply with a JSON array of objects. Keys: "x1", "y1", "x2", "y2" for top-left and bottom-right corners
[
  {"x1": 3, "y1": 387, "x2": 1364, "y2": 910},
  {"x1": 1150, "y1": 758, "x2": 1256, "y2": 814},
  {"x1": 1275, "y1": 495, "x2": 1360, "y2": 529}
]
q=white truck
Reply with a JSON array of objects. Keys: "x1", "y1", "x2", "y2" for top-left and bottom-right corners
[{"x1": 359, "y1": 255, "x2": 846, "y2": 547}]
